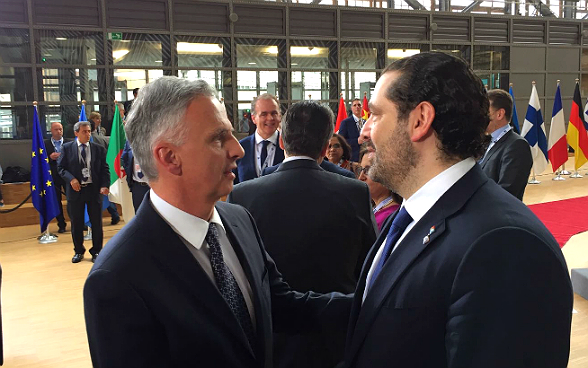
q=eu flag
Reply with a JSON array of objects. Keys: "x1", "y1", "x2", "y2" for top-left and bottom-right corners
[
  {"x1": 31, "y1": 106, "x2": 60, "y2": 233},
  {"x1": 79, "y1": 103, "x2": 87, "y2": 121}
]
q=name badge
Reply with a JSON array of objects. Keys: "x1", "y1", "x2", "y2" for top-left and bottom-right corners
[{"x1": 82, "y1": 168, "x2": 90, "y2": 177}]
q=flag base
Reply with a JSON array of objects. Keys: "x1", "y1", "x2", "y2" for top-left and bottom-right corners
[
  {"x1": 552, "y1": 174, "x2": 566, "y2": 181},
  {"x1": 84, "y1": 227, "x2": 92, "y2": 240},
  {"x1": 570, "y1": 171, "x2": 584, "y2": 178},
  {"x1": 38, "y1": 230, "x2": 58, "y2": 244},
  {"x1": 528, "y1": 178, "x2": 541, "y2": 184},
  {"x1": 560, "y1": 169, "x2": 571, "y2": 175}
]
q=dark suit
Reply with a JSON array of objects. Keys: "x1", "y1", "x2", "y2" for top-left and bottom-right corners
[
  {"x1": 58, "y1": 141, "x2": 110, "y2": 256},
  {"x1": 338, "y1": 116, "x2": 361, "y2": 162},
  {"x1": 343, "y1": 164, "x2": 573, "y2": 368},
  {"x1": 44, "y1": 137, "x2": 72, "y2": 230},
  {"x1": 123, "y1": 99, "x2": 134, "y2": 116},
  {"x1": 121, "y1": 141, "x2": 149, "y2": 211},
  {"x1": 84, "y1": 198, "x2": 351, "y2": 368},
  {"x1": 479, "y1": 129, "x2": 533, "y2": 201},
  {"x1": 229, "y1": 159, "x2": 377, "y2": 368},
  {"x1": 234, "y1": 133, "x2": 284, "y2": 183},
  {"x1": 262, "y1": 159, "x2": 356, "y2": 179}
]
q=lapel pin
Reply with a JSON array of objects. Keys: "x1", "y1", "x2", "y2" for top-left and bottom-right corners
[
  {"x1": 423, "y1": 235, "x2": 430, "y2": 244},
  {"x1": 429, "y1": 226, "x2": 435, "y2": 235}
]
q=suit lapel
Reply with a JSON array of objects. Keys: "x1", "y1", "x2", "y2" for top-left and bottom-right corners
[
  {"x1": 140, "y1": 199, "x2": 257, "y2": 359},
  {"x1": 480, "y1": 130, "x2": 511, "y2": 168},
  {"x1": 246, "y1": 135, "x2": 257, "y2": 177},
  {"x1": 347, "y1": 165, "x2": 489, "y2": 359}
]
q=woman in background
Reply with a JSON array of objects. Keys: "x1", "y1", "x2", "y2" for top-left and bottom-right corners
[{"x1": 327, "y1": 133, "x2": 360, "y2": 175}]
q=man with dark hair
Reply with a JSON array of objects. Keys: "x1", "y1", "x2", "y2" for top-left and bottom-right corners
[
  {"x1": 58, "y1": 121, "x2": 110, "y2": 263},
  {"x1": 45, "y1": 122, "x2": 72, "y2": 233},
  {"x1": 342, "y1": 52, "x2": 572, "y2": 368},
  {"x1": 84, "y1": 78, "x2": 351, "y2": 367},
  {"x1": 479, "y1": 89, "x2": 533, "y2": 200},
  {"x1": 234, "y1": 94, "x2": 285, "y2": 183},
  {"x1": 123, "y1": 87, "x2": 139, "y2": 116},
  {"x1": 229, "y1": 101, "x2": 376, "y2": 368},
  {"x1": 338, "y1": 98, "x2": 364, "y2": 162}
]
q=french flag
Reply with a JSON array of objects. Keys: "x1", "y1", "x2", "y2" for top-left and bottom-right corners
[{"x1": 547, "y1": 84, "x2": 568, "y2": 172}]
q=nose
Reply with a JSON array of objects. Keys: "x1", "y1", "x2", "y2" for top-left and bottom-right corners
[
  {"x1": 231, "y1": 135, "x2": 245, "y2": 160},
  {"x1": 358, "y1": 116, "x2": 373, "y2": 144}
]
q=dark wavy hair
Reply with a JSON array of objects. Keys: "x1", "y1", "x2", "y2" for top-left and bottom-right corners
[
  {"x1": 281, "y1": 101, "x2": 334, "y2": 159},
  {"x1": 383, "y1": 52, "x2": 490, "y2": 160},
  {"x1": 331, "y1": 133, "x2": 352, "y2": 161}
]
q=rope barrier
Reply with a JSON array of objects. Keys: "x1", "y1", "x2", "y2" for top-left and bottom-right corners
[{"x1": 0, "y1": 192, "x2": 33, "y2": 214}]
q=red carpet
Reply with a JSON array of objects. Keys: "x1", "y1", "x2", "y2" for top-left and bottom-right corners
[{"x1": 528, "y1": 196, "x2": 588, "y2": 247}]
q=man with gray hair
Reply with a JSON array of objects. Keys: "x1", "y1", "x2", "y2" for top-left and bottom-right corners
[
  {"x1": 234, "y1": 93, "x2": 285, "y2": 183},
  {"x1": 229, "y1": 101, "x2": 376, "y2": 368},
  {"x1": 83, "y1": 77, "x2": 351, "y2": 368},
  {"x1": 57, "y1": 121, "x2": 110, "y2": 263}
]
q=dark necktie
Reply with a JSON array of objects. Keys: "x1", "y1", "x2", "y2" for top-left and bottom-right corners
[
  {"x1": 366, "y1": 207, "x2": 413, "y2": 292},
  {"x1": 81, "y1": 143, "x2": 89, "y2": 182},
  {"x1": 205, "y1": 223, "x2": 256, "y2": 350},
  {"x1": 260, "y1": 140, "x2": 270, "y2": 170}
]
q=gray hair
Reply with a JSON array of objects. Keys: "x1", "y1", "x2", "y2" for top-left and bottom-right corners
[
  {"x1": 251, "y1": 93, "x2": 279, "y2": 115},
  {"x1": 74, "y1": 121, "x2": 91, "y2": 132},
  {"x1": 124, "y1": 76, "x2": 217, "y2": 181}
]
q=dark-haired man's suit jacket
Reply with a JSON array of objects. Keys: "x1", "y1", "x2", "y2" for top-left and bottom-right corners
[
  {"x1": 338, "y1": 116, "x2": 360, "y2": 162},
  {"x1": 44, "y1": 137, "x2": 72, "y2": 229},
  {"x1": 342, "y1": 164, "x2": 572, "y2": 368},
  {"x1": 479, "y1": 129, "x2": 532, "y2": 201},
  {"x1": 262, "y1": 159, "x2": 356, "y2": 179},
  {"x1": 84, "y1": 198, "x2": 351, "y2": 368},
  {"x1": 234, "y1": 133, "x2": 284, "y2": 183},
  {"x1": 229, "y1": 159, "x2": 377, "y2": 368}
]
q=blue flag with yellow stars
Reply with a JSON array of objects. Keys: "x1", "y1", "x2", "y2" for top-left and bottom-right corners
[{"x1": 30, "y1": 106, "x2": 60, "y2": 233}]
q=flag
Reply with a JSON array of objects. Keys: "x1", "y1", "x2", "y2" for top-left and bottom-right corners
[
  {"x1": 547, "y1": 84, "x2": 568, "y2": 172},
  {"x1": 30, "y1": 106, "x2": 60, "y2": 233},
  {"x1": 521, "y1": 83, "x2": 549, "y2": 175},
  {"x1": 79, "y1": 103, "x2": 87, "y2": 121},
  {"x1": 335, "y1": 96, "x2": 347, "y2": 133},
  {"x1": 106, "y1": 104, "x2": 134, "y2": 222},
  {"x1": 567, "y1": 82, "x2": 588, "y2": 170},
  {"x1": 509, "y1": 85, "x2": 521, "y2": 134},
  {"x1": 362, "y1": 94, "x2": 370, "y2": 121}
]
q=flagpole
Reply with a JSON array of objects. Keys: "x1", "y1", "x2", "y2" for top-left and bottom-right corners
[
  {"x1": 560, "y1": 162, "x2": 571, "y2": 175},
  {"x1": 553, "y1": 167, "x2": 565, "y2": 181},
  {"x1": 528, "y1": 167, "x2": 541, "y2": 184}
]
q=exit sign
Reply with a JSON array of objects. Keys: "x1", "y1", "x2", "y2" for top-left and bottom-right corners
[{"x1": 108, "y1": 32, "x2": 123, "y2": 40}]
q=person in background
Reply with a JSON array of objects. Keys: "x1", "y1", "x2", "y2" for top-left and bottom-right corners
[
  {"x1": 88, "y1": 112, "x2": 106, "y2": 136},
  {"x1": 357, "y1": 142, "x2": 401, "y2": 232},
  {"x1": 327, "y1": 133, "x2": 360, "y2": 175},
  {"x1": 44, "y1": 122, "x2": 72, "y2": 232},
  {"x1": 338, "y1": 98, "x2": 364, "y2": 162}
]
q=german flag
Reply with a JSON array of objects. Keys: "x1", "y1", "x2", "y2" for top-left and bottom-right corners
[{"x1": 567, "y1": 82, "x2": 588, "y2": 170}]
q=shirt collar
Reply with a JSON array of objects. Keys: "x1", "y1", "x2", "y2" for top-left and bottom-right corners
[
  {"x1": 490, "y1": 124, "x2": 510, "y2": 142},
  {"x1": 52, "y1": 137, "x2": 63, "y2": 144},
  {"x1": 149, "y1": 189, "x2": 226, "y2": 250},
  {"x1": 403, "y1": 158, "x2": 475, "y2": 224},
  {"x1": 283, "y1": 156, "x2": 315, "y2": 163},
  {"x1": 76, "y1": 139, "x2": 88, "y2": 147},
  {"x1": 352, "y1": 114, "x2": 360, "y2": 122},
  {"x1": 255, "y1": 129, "x2": 279, "y2": 145}
]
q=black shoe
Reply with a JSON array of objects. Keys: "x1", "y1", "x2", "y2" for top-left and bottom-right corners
[
  {"x1": 111, "y1": 217, "x2": 120, "y2": 225},
  {"x1": 72, "y1": 253, "x2": 84, "y2": 263},
  {"x1": 58, "y1": 227, "x2": 66, "y2": 233},
  {"x1": 92, "y1": 253, "x2": 99, "y2": 263}
]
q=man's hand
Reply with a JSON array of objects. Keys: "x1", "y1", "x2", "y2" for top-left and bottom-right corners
[
  {"x1": 71, "y1": 178, "x2": 81, "y2": 191},
  {"x1": 50, "y1": 152, "x2": 61, "y2": 160},
  {"x1": 100, "y1": 187, "x2": 109, "y2": 195}
]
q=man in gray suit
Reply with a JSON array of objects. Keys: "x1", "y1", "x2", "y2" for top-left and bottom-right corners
[{"x1": 479, "y1": 89, "x2": 533, "y2": 201}]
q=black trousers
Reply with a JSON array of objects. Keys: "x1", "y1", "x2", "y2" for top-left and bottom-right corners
[
  {"x1": 52, "y1": 175, "x2": 67, "y2": 229},
  {"x1": 131, "y1": 181, "x2": 150, "y2": 212},
  {"x1": 67, "y1": 185, "x2": 103, "y2": 255}
]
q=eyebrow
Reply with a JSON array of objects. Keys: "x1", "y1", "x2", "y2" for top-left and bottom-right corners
[{"x1": 209, "y1": 127, "x2": 230, "y2": 141}]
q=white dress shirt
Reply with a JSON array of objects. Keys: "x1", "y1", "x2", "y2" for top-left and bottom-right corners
[
  {"x1": 149, "y1": 190, "x2": 256, "y2": 326},
  {"x1": 77, "y1": 140, "x2": 92, "y2": 184},
  {"x1": 254, "y1": 130, "x2": 279, "y2": 176},
  {"x1": 362, "y1": 158, "x2": 476, "y2": 302},
  {"x1": 282, "y1": 156, "x2": 315, "y2": 164}
]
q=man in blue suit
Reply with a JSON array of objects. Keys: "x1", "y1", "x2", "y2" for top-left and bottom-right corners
[
  {"x1": 234, "y1": 94, "x2": 284, "y2": 183},
  {"x1": 338, "y1": 98, "x2": 364, "y2": 162},
  {"x1": 342, "y1": 52, "x2": 573, "y2": 368}
]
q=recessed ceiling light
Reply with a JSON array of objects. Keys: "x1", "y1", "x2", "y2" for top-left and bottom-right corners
[
  {"x1": 292, "y1": 63, "x2": 298, "y2": 66},
  {"x1": 248, "y1": 62, "x2": 256, "y2": 65},
  {"x1": 55, "y1": 37, "x2": 67, "y2": 41},
  {"x1": 91, "y1": 58, "x2": 97, "y2": 61},
  {"x1": 155, "y1": 60, "x2": 163, "y2": 63}
]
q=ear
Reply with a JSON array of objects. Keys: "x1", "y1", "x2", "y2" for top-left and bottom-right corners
[
  {"x1": 153, "y1": 144, "x2": 182, "y2": 176},
  {"x1": 408, "y1": 101, "x2": 435, "y2": 142},
  {"x1": 497, "y1": 108, "x2": 506, "y2": 121},
  {"x1": 251, "y1": 113, "x2": 258, "y2": 126},
  {"x1": 279, "y1": 135, "x2": 285, "y2": 150}
]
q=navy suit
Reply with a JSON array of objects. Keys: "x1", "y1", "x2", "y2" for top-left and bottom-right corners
[
  {"x1": 58, "y1": 141, "x2": 110, "y2": 256},
  {"x1": 262, "y1": 159, "x2": 355, "y2": 179},
  {"x1": 121, "y1": 141, "x2": 149, "y2": 211},
  {"x1": 479, "y1": 129, "x2": 533, "y2": 201},
  {"x1": 338, "y1": 116, "x2": 360, "y2": 162},
  {"x1": 84, "y1": 198, "x2": 351, "y2": 368},
  {"x1": 343, "y1": 164, "x2": 573, "y2": 368},
  {"x1": 234, "y1": 133, "x2": 284, "y2": 183}
]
